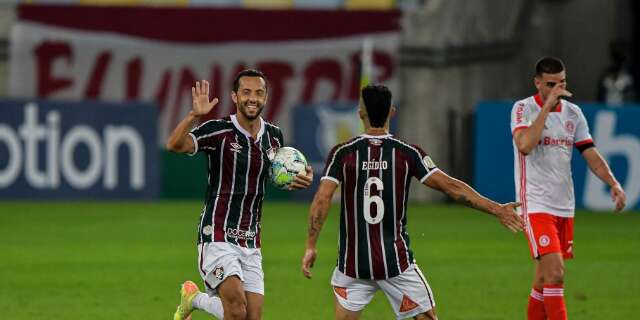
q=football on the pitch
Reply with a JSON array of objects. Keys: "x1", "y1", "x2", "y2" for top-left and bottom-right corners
[{"x1": 269, "y1": 147, "x2": 308, "y2": 190}]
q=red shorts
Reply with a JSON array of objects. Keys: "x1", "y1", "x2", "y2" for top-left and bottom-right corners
[{"x1": 524, "y1": 213, "x2": 574, "y2": 259}]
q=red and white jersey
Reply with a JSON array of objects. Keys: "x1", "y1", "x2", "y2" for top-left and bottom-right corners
[{"x1": 511, "y1": 94, "x2": 593, "y2": 218}]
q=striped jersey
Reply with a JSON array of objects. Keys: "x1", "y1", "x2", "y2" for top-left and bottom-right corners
[
  {"x1": 189, "y1": 114, "x2": 283, "y2": 248},
  {"x1": 321, "y1": 134, "x2": 439, "y2": 280},
  {"x1": 511, "y1": 95, "x2": 593, "y2": 218}
]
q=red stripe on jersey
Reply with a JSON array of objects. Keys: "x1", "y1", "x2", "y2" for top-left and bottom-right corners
[
  {"x1": 394, "y1": 149, "x2": 409, "y2": 271},
  {"x1": 237, "y1": 141, "x2": 259, "y2": 247},
  {"x1": 343, "y1": 152, "x2": 357, "y2": 277},
  {"x1": 367, "y1": 145, "x2": 386, "y2": 279},
  {"x1": 213, "y1": 136, "x2": 237, "y2": 242},
  {"x1": 575, "y1": 138, "x2": 593, "y2": 147}
]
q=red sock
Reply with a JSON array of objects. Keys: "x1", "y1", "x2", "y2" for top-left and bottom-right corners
[
  {"x1": 543, "y1": 283, "x2": 567, "y2": 320},
  {"x1": 527, "y1": 288, "x2": 546, "y2": 320}
]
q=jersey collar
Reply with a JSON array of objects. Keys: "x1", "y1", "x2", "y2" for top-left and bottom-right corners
[
  {"x1": 230, "y1": 114, "x2": 265, "y2": 142},
  {"x1": 359, "y1": 133, "x2": 392, "y2": 139},
  {"x1": 534, "y1": 94, "x2": 563, "y2": 112}
]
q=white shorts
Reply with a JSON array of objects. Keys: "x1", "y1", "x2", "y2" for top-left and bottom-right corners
[
  {"x1": 331, "y1": 264, "x2": 435, "y2": 320},
  {"x1": 197, "y1": 242, "x2": 264, "y2": 296}
]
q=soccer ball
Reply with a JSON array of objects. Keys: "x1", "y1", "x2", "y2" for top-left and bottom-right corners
[{"x1": 270, "y1": 147, "x2": 308, "y2": 190}]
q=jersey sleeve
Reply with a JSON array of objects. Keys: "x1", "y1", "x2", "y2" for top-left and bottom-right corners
[
  {"x1": 188, "y1": 120, "x2": 229, "y2": 156},
  {"x1": 409, "y1": 145, "x2": 439, "y2": 183},
  {"x1": 574, "y1": 108, "x2": 594, "y2": 152},
  {"x1": 320, "y1": 144, "x2": 344, "y2": 185},
  {"x1": 511, "y1": 101, "x2": 531, "y2": 134}
]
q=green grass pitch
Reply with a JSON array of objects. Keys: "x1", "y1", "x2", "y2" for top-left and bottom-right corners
[{"x1": 0, "y1": 202, "x2": 638, "y2": 319}]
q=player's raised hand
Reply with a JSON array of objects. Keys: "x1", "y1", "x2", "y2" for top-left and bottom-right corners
[
  {"x1": 301, "y1": 247, "x2": 317, "y2": 279},
  {"x1": 611, "y1": 184, "x2": 626, "y2": 212},
  {"x1": 544, "y1": 83, "x2": 572, "y2": 111},
  {"x1": 191, "y1": 80, "x2": 219, "y2": 117},
  {"x1": 495, "y1": 202, "x2": 524, "y2": 233},
  {"x1": 289, "y1": 166, "x2": 314, "y2": 191}
]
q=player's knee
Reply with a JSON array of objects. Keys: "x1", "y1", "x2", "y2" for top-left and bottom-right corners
[
  {"x1": 545, "y1": 265, "x2": 565, "y2": 284},
  {"x1": 224, "y1": 300, "x2": 247, "y2": 320}
]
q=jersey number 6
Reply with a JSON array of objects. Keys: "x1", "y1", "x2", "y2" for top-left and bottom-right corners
[{"x1": 363, "y1": 177, "x2": 384, "y2": 224}]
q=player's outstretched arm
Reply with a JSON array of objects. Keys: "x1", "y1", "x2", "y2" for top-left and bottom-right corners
[
  {"x1": 424, "y1": 170, "x2": 524, "y2": 232},
  {"x1": 302, "y1": 180, "x2": 338, "y2": 279},
  {"x1": 582, "y1": 147, "x2": 626, "y2": 212},
  {"x1": 166, "y1": 80, "x2": 219, "y2": 154},
  {"x1": 514, "y1": 84, "x2": 572, "y2": 155}
]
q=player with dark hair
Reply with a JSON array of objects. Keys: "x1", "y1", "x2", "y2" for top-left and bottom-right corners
[
  {"x1": 511, "y1": 57, "x2": 626, "y2": 320},
  {"x1": 167, "y1": 69, "x2": 313, "y2": 320},
  {"x1": 302, "y1": 84, "x2": 524, "y2": 320}
]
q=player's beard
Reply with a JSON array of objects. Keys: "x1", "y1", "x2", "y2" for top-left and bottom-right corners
[{"x1": 238, "y1": 100, "x2": 264, "y2": 120}]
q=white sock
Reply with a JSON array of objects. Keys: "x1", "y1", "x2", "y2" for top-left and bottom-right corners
[{"x1": 192, "y1": 292, "x2": 224, "y2": 319}]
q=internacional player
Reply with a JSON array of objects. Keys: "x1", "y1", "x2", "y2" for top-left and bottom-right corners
[
  {"x1": 166, "y1": 69, "x2": 313, "y2": 320},
  {"x1": 301, "y1": 84, "x2": 525, "y2": 320},
  {"x1": 511, "y1": 57, "x2": 626, "y2": 320}
]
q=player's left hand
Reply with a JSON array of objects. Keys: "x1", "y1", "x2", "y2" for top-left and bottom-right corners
[
  {"x1": 289, "y1": 166, "x2": 314, "y2": 190},
  {"x1": 301, "y1": 247, "x2": 317, "y2": 279},
  {"x1": 495, "y1": 202, "x2": 524, "y2": 233},
  {"x1": 611, "y1": 184, "x2": 626, "y2": 212}
]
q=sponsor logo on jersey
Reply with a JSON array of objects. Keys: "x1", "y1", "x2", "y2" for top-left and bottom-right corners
[
  {"x1": 542, "y1": 136, "x2": 574, "y2": 147},
  {"x1": 423, "y1": 156, "x2": 437, "y2": 170},
  {"x1": 539, "y1": 235, "x2": 550, "y2": 247},
  {"x1": 213, "y1": 266, "x2": 224, "y2": 280},
  {"x1": 564, "y1": 120, "x2": 576, "y2": 134},
  {"x1": 226, "y1": 227, "x2": 256, "y2": 240},
  {"x1": 229, "y1": 142, "x2": 243, "y2": 153},
  {"x1": 368, "y1": 138, "x2": 383, "y2": 146},
  {"x1": 399, "y1": 294, "x2": 419, "y2": 312},
  {"x1": 362, "y1": 160, "x2": 388, "y2": 170}
]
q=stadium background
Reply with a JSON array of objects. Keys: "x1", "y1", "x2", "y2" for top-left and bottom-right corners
[{"x1": 0, "y1": 0, "x2": 638, "y2": 319}]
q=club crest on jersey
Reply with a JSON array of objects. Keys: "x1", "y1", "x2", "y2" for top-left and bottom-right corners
[
  {"x1": 564, "y1": 120, "x2": 575, "y2": 134},
  {"x1": 213, "y1": 266, "x2": 224, "y2": 280},
  {"x1": 423, "y1": 156, "x2": 436, "y2": 170},
  {"x1": 230, "y1": 142, "x2": 243, "y2": 153},
  {"x1": 368, "y1": 138, "x2": 383, "y2": 146},
  {"x1": 539, "y1": 235, "x2": 550, "y2": 247},
  {"x1": 202, "y1": 225, "x2": 213, "y2": 236}
]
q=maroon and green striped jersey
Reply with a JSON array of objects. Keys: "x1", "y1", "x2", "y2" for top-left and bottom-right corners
[
  {"x1": 321, "y1": 134, "x2": 439, "y2": 279},
  {"x1": 189, "y1": 114, "x2": 283, "y2": 249}
]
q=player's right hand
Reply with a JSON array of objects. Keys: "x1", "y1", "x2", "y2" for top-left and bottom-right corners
[
  {"x1": 191, "y1": 80, "x2": 219, "y2": 117},
  {"x1": 611, "y1": 184, "x2": 626, "y2": 212},
  {"x1": 301, "y1": 248, "x2": 317, "y2": 279},
  {"x1": 496, "y1": 202, "x2": 524, "y2": 233},
  {"x1": 544, "y1": 83, "x2": 572, "y2": 111}
]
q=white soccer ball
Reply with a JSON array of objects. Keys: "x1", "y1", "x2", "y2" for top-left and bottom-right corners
[{"x1": 270, "y1": 147, "x2": 308, "y2": 190}]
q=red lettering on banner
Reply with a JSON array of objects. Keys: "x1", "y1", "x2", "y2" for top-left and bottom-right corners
[
  {"x1": 200, "y1": 64, "x2": 223, "y2": 123},
  {"x1": 347, "y1": 51, "x2": 394, "y2": 100},
  {"x1": 373, "y1": 51, "x2": 393, "y2": 83},
  {"x1": 155, "y1": 70, "x2": 173, "y2": 115},
  {"x1": 257, "y1": 61, "x2": 293, "y2": 121},
  {"x1": 126, "y1": 57, "x2": 143, "y2": 100},
  {"x1": 171, "y1": 67, "x2": 198, "y2": 128},
  {"x1": 302, "y1": 59, "x2": 342, "y2": 103},
  {"x1": 84, "y1": 51, "x2": 112, "y2": 98},
  {"x1": 223, "y1": 63, "x2": 247, "y2": 117},
  {"x1": 34, "y1": 41, "x2": 73, "y2": 97}
]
